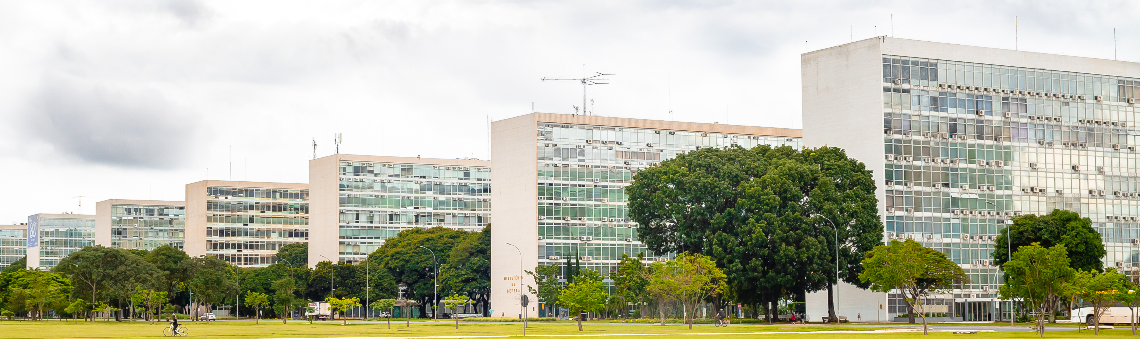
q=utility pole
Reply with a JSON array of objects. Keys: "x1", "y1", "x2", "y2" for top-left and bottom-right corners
[{"x1": 541, "y1": 71, "x2": 614, "y2": 116}]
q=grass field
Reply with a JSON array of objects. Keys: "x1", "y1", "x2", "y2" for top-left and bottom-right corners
[{"x1": 0, "y1": 320, "x2": 1133, "y2": 338}]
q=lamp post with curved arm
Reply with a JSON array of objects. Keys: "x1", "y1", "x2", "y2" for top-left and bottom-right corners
[
  {"x1": 319, "y1": 254, "x2": 335, "y2": 298},
  {"x1": 813, "y1": 213, "x2": 841, "y2": 323},
  {"x1": 506, "y1": 242, "x2": 525, "y2": 326},
  {"x1": 419, "y1": 246, "x2": 438, "y2": 320}
]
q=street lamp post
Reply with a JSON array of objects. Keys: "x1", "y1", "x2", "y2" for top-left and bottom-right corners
[
  {"x1": 506, "y1": 242, "x2": 525, "y2": 326},
  {"x1": 419, "y1": 246, "x2": 438, "y2": 320},
  {"x1": 319, "y1": 254, "x2": 336, "y2": 298},
  {"x1": 813, "y1": 213, "x2": 841, "y2": 323}
]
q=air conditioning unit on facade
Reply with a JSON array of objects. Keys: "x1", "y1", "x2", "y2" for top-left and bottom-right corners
[
  {"x1": 1072, "y1": 165, "x2": 1081, "y2": 171},
  {"x1": 1030, "y1": 163, "x2": 1039, "y2": 169},
  {"x1": 1130, "y1": 98, "x2": 1137, "y2": 104},
  {"x1": 975, "y1": 110, "x2": 985, "y2": 116},
  {"x1": 1003, "y1": 112, "x2": 1011, "y2": 118}
]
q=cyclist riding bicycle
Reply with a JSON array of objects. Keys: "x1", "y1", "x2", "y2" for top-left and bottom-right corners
[{"x1": 170, "y1": 317, "x2": 179, "y2": 332}]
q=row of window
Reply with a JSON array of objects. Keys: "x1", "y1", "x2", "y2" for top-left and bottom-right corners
[
  {"x1": 206, "y1": 201, "x2": 308, "y2": 214},
  {"x1": 112, "y1": 205, "x2": 185, "y2": 217},
  {"x1": 207, "y1": 187, "x2": 308, "y2": 201},
  {"x1": 340, "y1": 162, "x2": 491, "y2": 181},
  {"x1": 882, "y1": 55, "x2": 1140, "y2": 99},
  {"x1": 339, "y1": 180, "x2": 491, "y2": 196},
  {"x1": 337, "y1": 195, "x2": 489, "y2": 210},
  {"x1": 339, "y1": 211, "x2": 487, "y2": 226}
]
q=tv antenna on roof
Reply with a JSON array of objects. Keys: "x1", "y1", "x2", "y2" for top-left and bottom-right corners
[
  {"x1": 542, "y1": 70, "x2": 614, "y2": 116},
  {"x1": 312, "y1": 138, "x2": 317, "y2": 159},
  {"x1": 72, "y1": 196, "x2": 87, "y2": 214},
  {"x1": 335, "y1": 133, "x2": 343, "y2": 154}
]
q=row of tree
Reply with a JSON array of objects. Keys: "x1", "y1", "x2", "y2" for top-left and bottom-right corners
[
  {"x1": 529, "y1": 252, "x2": 726, "y2": 331},
  {"x1": 0, "y1": 225, "x2": 491, "y2": 322}
]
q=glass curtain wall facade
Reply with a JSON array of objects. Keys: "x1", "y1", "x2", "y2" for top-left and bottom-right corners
[
  {"x1": 0, "y1": 225, "x2": 26, "y2": 270},
  {"x1": 33, "y1": 214, "x2": 95, "y2": 269},
  {"x1": 205, "y1": 186, "x2": 309, "y2": 267},
  {"x1": 111, "y1": 204, "x2": 186, "y2": 250},
  {"x1": 536, "y1": 123, "x2": 802, "y2": 274},
  {"x1": 337, "y1": 160, "x2": 491, "y2": 263},
  {"x1": 879, "y1": 54, "x2": 1140, "y2": 320}
]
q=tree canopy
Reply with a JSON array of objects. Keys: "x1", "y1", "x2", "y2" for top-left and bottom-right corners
[
  {"x1": 992, "y1": 209, "x2": 1105, "y2": 272},
  {"x1": 998, "y1": 243, "x2": 1075, "y2": 337},
  {"x1": 860, "y1": 239, "x2": 966, "y2": 334},
  {"x1": 627, "y1": 145, "x2": 882, "y2": 320},
  {"x1": 368, "y1": 227, "x2": 470, "y2": 316}
]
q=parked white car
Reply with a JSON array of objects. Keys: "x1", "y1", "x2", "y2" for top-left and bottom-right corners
[
  {"x1": 1071, "y1": 307, "x2": 1140, "y2": 325},
  {"x1": 199, "y1": 313, "x2": 217, "y2": 321}
]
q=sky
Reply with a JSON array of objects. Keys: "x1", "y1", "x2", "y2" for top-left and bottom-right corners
[{"x1": 0, "y1": 0, "x2": 1138, "y2": 223}]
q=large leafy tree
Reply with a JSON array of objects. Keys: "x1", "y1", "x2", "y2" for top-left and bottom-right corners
[
  {"x1": 860, "y1": 239, "x2": 967, "y2": 335},
  {"x1": 275, "y1": 243, "x2": 308, "y2": 269},
  {"x1": 998, "y1": 243, "x2": 1075, "y2": 337},
  {"x1": 180, "y1": 256, "x2": 237, "y2": 323},
  {"x1": 992, "y1": 209, "x2": 1105, "y2": 272},
  {"x1": 55, "y1": 246, "x2": 161, "y2": 321},
  {"x1": 1, "y1": 256, "x2": 25, "y2": 274},
  {"x1": 628, "y1": 145, "x2": 881, "y2": 322},
  {"x1": 369, "y1": 227, "x2": 469, "y2": 317},
  {"x1": 439, "y1": 225, "x2": 490, "y2": 314},
  {"x1": 144, "y1": 245, "x2": 189, "y2": 302},
  {"x1": 9, "y1": 270, "x2": 71, "y2": 320}
]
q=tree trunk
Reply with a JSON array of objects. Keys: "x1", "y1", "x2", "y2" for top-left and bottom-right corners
[
  {"x1": 577, "y1": 313, "x2": 583, "y2": 331},
  {"x1": 921, "y1": 313, "x2": 928, "y2": 335},
  {"x1": 827, "y1": 282, "x2": 837, "y2": 323},
  {"x1": 387, "y1": 311, "x2": 391, "y2": 329},
  {"x1": 659, "y1": 297, "x2": 666, "y2": 325},
  {"x1": 905, "y1": 302, "x2": 915, "y2": 324}
]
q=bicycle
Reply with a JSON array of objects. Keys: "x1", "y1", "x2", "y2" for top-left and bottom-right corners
[
  {"x1": 163, "y1": 324, "x2": 188, "y2": 337},
  {"x1": 714, "y1": 318, "x2": 728, "y2": 327}
]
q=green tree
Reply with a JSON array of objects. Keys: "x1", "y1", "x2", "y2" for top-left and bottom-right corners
[
  {"x1": 12, "y1": 270, "x2": 71, "y2": 321},
  {"x1": 272, "y1": 278, "x2": 297, "y2": 324},
  {"x1": 244, "y1": 291, "x2": 269, "y2": 324},
  {"x1": 992, "y1": 210, "x2": 1106, "y2": 272},
  {"x1": 130, "y1": 286, "x2": 167, "y2": 323},
  {"x1": 860, "y1": 239, "x2": 967, "y2": 335},
  {"x1": 181, "y1": 256, "x2": 237, "y2": 324},
  {"x1": 1075, "y1": 268, "x2": 1128, "y2": 335},
  {"x1": 525, "y1": 264, "x2": 562, "y2": 318},
  {"x1": 371, "y1": 299, "x2": 396, "y2": 329},
  {"x1": 559, "y1": 270, "x2": 607, "y2": 331},
  {"x1": 275, "y1": 243, "x2": 308, "y2": 269},
  {"x1": 1115, "y1": 283, "x2": 1140, "y2": 335},
  {"x1": 658, "y1": 253, "x2": 727, "y2": 329},
  {"x1": 998, "y1": 243, "x2": 1075, "y2": 337},
  {"x1": 628, "y1": 145, "x2": 882, "y2": 322},
  {"x1": 442, "y1": 294, "x2": 472, "y2": 329},
  {"x1": 55, "y1": 246, "x2": 160, "y2": 322},
  {"x1": 64, "y1": 299, "x2": 88, "y2": 322},
  {"x1": 610, "y1": 253, "x2": 649, "y2": 318},
  {"x1": 326, "y1": 296, "x2": 361, "y2": 325},
  {"x1": 439, "y1": 226, "x2": 490, "y2": 314},
  {"x1": 369, "y1": 227, "x2": 469, "y2": 317},
  {"x1": 645, "y1": 261, "x2": 670, "y2": 325}
]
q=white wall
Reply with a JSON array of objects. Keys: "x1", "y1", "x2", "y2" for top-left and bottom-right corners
[{"x1": 489, "y1": 113, "x2": 539, "y2": 318}]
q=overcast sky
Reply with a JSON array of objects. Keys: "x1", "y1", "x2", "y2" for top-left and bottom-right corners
[{"x1": 0, "y1": 1, "x2": 1137, "y2": 223}]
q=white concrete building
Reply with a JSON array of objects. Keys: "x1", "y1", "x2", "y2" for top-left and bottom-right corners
[
  {"x1": 308, "y1": 154, "x2": 490, "y2": 267},
  {"x1": 490, "y1": 112, "x2": 801, "y2": 318},
  {"x1": 803, "y1": 37, "x2": 1140, "y2": 322}
]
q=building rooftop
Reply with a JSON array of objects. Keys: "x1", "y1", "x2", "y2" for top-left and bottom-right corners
[{"x1": 502, "y1": 112, "x2": 802, "y2": 138}]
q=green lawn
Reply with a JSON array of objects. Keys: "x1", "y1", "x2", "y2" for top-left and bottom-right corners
[{"x1": 0, "y1": 320, "x2": 1131, "y2": 339}]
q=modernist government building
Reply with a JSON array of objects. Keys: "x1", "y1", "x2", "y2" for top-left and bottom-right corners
[{"x1": 3, "y1": 36, "x2": 1139, "y2": 323}]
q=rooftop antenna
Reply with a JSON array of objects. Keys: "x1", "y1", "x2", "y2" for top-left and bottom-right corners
[
  {"x1": 850, "y1": 25, "x2": 853, "y2": 42},
  {"x1": 891, "y1": 14, "x2": 894, "y2": 37},
  {"x1": 335, "y1": 133, "x2": 343, "y2": 154},
  {"x1": 667, "y1": 72, "x2": 673, "y2": 121},
  {"x1": 312, "y1": 138, "x2": 317, "y2": 160},
  {"x1": 1115, "y1": 28, "x2": 1118, "y2": 60},
  {"x1": 72, "y1": 196, "x2": 87, "y2": 214},
  {"x1": 1015, "y1": 16, "x2": 1019, "y2": 51},
  {"x1": 229, "y1": 145, "x2": 232, "y2": 180},
  {"x1": 542, "y1": 70, "x2": 614, "y2": 116}
]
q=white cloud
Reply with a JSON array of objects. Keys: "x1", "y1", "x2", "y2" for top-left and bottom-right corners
[{"x1": 0, "y1": 0, "x2": 1138, "y2": 221}]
